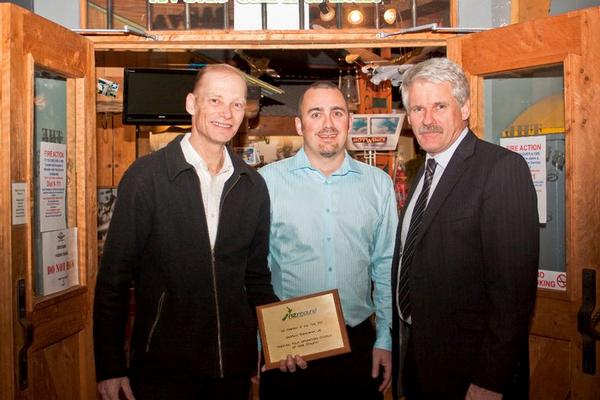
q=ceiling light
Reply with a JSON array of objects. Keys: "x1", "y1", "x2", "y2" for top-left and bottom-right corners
[
  {"x1": 347, "y1": 9, "x2": 364, "y2": 25},
  {"x1": 319, "y1": 1, "x2": 335, "y2": 22},
  {"x1": 383, "y1": 8, "x2": 397, "y2": 25}
]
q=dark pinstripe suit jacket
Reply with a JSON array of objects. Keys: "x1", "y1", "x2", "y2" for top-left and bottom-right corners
[{"x1": 391, "y1": 131, "x2": 539, "y2": 399}]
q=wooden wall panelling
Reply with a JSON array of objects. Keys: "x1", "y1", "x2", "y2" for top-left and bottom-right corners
[
  {"x1": 511, "y1": 0, "x2": 551, "y2": 24},
  {"x1": 112, "y1": 116, "x2": 136, "y2": 185},
  {"x1": 96, "y1": 113, "x2": 113, "y2": 187},
  {"x1": 449, "y1": 0, "x2": 458, "y2": 27},
  {"x1": 137, "y1": 128, "x2": 152, "y2": 159},
  {"x1": 357, "y1": 76, "x2": 392, "y2": 114},
  {"x1": 96, "y1": 113, "x2": 136, "y2": 187},
  {"x1": 79, "y1": 0, "x2": 88, "y2": 29}
]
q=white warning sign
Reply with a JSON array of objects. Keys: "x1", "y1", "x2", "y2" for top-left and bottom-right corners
[{"x1": 537, "y1": 269, "x2": 566, "y2": 291}]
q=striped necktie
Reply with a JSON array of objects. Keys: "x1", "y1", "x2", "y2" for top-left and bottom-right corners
[{"x1": 397, "y1": 158, "x2": 437, "y2": 321}]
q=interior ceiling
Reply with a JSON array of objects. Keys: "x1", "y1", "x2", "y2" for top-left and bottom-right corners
[
  {"x1": 195, "y1": 47, "x2": 445, "y2": 82},
  {"x1": 190, "y1": 47, "x2": 445, "y2": 115},
  {"x1": 115, "y1": 46, "x2": 446, "y2": 116}
]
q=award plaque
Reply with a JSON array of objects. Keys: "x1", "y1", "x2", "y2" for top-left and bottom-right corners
[{"x1": 257, "y1": 289, "x2": 351, "y2": 370}]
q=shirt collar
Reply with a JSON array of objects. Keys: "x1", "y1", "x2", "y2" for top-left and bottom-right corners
[
  {"x1": 288, "y1": 148, "x2": 361, "y2": 176},
  {"x1": 180, "y1": 132, "x2": 233, "y2": 175},
  {"x1": 427, "y1": 126, "x2": 469, "y2": 170}
]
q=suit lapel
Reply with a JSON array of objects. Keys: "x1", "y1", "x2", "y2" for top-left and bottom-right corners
[{"x1": 415, "y1": 131, "x2": 478, "y2": 245}]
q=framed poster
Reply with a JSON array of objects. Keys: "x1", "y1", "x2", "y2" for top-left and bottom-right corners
[{"x1": 347, "y1": 113, "x2": 406, "y2": 151}]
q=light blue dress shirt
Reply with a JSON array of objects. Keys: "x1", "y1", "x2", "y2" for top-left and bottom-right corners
[{"x1": 259, "y1": 148, "x2": 398, "y2": 350}]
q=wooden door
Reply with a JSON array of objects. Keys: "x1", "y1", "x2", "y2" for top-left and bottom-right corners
[
  {"x1": 448, "y1": 7, "x2": 600, "y2": 400},
  {"x1": 0, "y1": 4, "x2": 96, "y2": 399}
]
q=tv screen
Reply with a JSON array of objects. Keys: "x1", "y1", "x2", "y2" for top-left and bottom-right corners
[{"x1": 123, "y1": 68, "x2": 197, "y2": 125}]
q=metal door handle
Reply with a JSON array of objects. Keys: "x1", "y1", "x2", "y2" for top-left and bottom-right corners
[
  {"x1": 17, "y1": 279, "x2": 33, "y2": 390},
  {"x1": 577, "y1": 269, "x2": 599, "y2": 375}
]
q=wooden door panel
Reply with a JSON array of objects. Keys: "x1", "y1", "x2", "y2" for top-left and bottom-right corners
[
  {"x1": 529, "y1": 336, "x2": 570, "y2": 400},
  {"x1": 0, "y1": 4, "x2": 96, "y2": 399},
  {"x1": 530, "y1": 296, "x2": 575, "y2": 340},
  {"x1": 31, "y1": 335, "x2": 81, "y2": 400},
  {"x1": 30, "y1": 290, "x2": 87, "y2": 352}
]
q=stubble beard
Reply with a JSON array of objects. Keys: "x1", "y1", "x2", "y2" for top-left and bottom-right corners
[
  {"x1": 319, "y1": 147, "x2": 340, "y2": 158},
  {"x1": 317, "y1": 128, "x2": 341, "y2": 158}
]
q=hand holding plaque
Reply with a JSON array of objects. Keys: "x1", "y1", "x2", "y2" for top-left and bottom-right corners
[{"x1": 256, "y1": 289, "x2": 351, "y2": 370}]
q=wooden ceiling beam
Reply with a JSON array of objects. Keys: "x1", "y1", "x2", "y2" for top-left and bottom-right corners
[{"x1": 86, "y1": 30, "x2": 452, "y2": 51}]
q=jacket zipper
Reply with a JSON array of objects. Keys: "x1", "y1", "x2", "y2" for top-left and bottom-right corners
[
  {"x1": 211, "y1": 173, "x2": 243, "y2": 378},
  {"x1": 146, "y1": 291, "x2": 166, "y2": 352}
]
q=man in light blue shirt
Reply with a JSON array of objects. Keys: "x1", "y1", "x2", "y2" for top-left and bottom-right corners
[{"x1": 259, "y1": 81, "x2": 398, "y2": 400}]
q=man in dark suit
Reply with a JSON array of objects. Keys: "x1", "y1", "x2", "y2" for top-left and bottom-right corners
[{"x1": 391, "y1": 58, "x2": 539, "y2": 400}]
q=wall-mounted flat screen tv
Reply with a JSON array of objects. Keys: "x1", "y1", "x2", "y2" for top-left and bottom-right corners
[{"x1": 123, "y1": 68, "x2": 197, "y2": 125}]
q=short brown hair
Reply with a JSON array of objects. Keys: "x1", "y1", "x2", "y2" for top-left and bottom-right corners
[{"x1": 297, "y1": 81, "x2": 346, "y2": 116}]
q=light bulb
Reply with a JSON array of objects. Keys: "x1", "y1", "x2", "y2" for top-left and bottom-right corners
[
  {"x1": 383, "y1": 8, "x2": 397, "y2": 25},
  {"x1": 347, "y1": 9, "x2": 364, "y2": 25},
  {"x1": 319, "y1": 2, "x2": 336, "y2": 22}
]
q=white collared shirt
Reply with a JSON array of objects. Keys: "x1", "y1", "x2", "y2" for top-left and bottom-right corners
[
  {"x1": 400, "y1": 127, "x2": 469, "y2": 248},
  {"x1": 180, "y1": 132, "x2": 234, "y2": 249}
]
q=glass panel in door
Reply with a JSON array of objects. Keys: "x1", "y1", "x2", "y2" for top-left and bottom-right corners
[{"x1": 483, "y1": 65, "x2": 566, "y2": 291}]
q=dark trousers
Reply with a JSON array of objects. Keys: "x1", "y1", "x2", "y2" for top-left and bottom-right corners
[
  {"x1": 260, "y1": 318, "x2": 383, "y2": 400},
  {"x1": 401, "y1": 329, "x2": 530, "y2": 400},
  {"x1": 130, "y1": 373, "x2": 251, "y2": 400}
]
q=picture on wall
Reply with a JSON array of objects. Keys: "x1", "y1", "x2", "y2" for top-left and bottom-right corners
[
  {"x1": 252, "y1": 136, "x2": 303, "y2": 164},
  {"x1": 234, "y1": 146, "x2": 260, "y2": 166},
  {"x1": 347, "y1": 113, "x2": 406, "y2": 151}
]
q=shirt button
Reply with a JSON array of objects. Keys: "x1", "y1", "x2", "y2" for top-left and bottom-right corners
[
  {"x1": 328, "y1": 267, "x2": 332, "y2": 272},
  {"x1": 327, "y1": 237, "x2": 331, "y2": 241},
  {"x1": 326, "y1": 208, "x2": 330, "y2": 213}
]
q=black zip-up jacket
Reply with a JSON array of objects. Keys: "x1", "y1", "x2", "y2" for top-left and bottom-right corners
[{"x1": 93, "y1": 135, "x2": 278, "y2": 381}]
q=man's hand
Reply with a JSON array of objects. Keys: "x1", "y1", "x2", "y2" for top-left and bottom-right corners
[
  {"x1": 465, "y1": 384, "x2": 502, "y2": 400},
  {"x1": 372, "y1": 348, "x2": 392, "y2": 393},
  {"x1": 97, "y1": 377, "x2": 135, "y2": 400}
]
